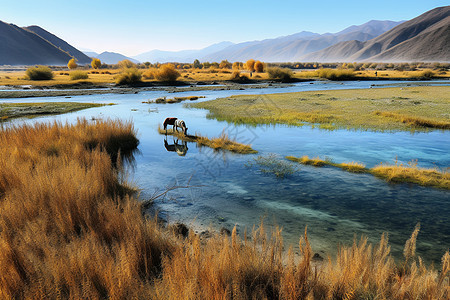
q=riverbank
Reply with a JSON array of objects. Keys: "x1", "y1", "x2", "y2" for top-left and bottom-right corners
[
  {"x1": 191, "y1": 86, "x2": 450, "y2": 132},
  {"x1": 0, "y1": 119, "x2": 448, "y2": 299},
  {"x1": 0, "y1": 102, "x2": 106, "y2": 120},
  {"x1": 0, "y1": 81, "x2": 292, "y2": 99}
]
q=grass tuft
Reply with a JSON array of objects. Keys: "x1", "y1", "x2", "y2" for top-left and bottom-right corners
[
  {"x1": 115, "y1": 67, "x2": 142, "y2": 85},
  {"x1": 316, "y1": 68, "x2": 356, "y2": 80},
  {"x1": 286, "y1": 155, "x2": 329, "y2": 166},
  {"x1": 25, "y1": 65, "x2": 54, "y2": 80},
  {"x1": 371, "y1": 160, "x2": 449, "y2": 189},
  {"x1": 69, "y1": 70, "x2": 89, "y2": 80},
  {"x1": 158, "y1": 126, "x2": 257, "y2": 154},
  {"x1": 267, "y1": 67, "x2": 293, "y2": 82},
  {"x1": 287, "y1": 155, "x2": 449, "y2": 189},
  {"x1": 338, "y1": 161, "x2": 367, "y2": 173}
]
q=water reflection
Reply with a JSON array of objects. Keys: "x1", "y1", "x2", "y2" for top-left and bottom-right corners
[
  {"x1": 164, "y1": 137, "x2": 189, "y2": 156},
  {"x1": 2, "y1": 79, "x2": 449, "y2": 264}
]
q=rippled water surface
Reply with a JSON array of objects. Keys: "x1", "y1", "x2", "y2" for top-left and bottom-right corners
[{"x1": 3, "y1": 80, "x2": 449, "y2": 263}]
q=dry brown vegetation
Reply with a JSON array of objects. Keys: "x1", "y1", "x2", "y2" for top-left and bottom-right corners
[
  {"x1": 372, "y1": 160, "x2": 450, "y2": 189},
  {"x1": 1, "y1": 120, "x2": 449, "y2": 298},
  {"x1": 152, "y1": 225, "x2": 449, "y2": 299},
  {"x1": 286, "y1": 155, "x2": 449, "y2": 189}
]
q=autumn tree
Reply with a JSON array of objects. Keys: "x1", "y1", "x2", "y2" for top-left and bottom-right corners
[
  {"x1": 193, "y1": 59, "x2": 202, "y2": 69},
  {"x1": 246, "y1": 59, "x2": 255, "y2": 72},
  {"x1": 91, "y1": 58, "x2": 101, "y2": 69},
  {"x1": 219, "y1": 60, "x2": 232, "y2": 69},
  {"x1": 254, "y1": 61, "x2": 264, "y2": 73},
  {"x1": 118, "y1": 59, "x2": 136, "y2": 69},
  {"x1": 155, "y1": 64, "x2": 180, "y2": 82},
  {"x1": 67, "y1": 58, "x2": 77, "y2": 70},
  {"x1": 232, "y1": 62, "x2": 241, "y2": 70}
]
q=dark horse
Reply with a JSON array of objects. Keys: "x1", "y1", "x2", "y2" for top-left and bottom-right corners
[{"x1": 163, "y1": 117, "x2": 188, "y2": 135}]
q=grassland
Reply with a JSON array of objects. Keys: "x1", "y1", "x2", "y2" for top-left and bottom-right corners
[
  {"x1": 0, "y1": 120, "x2": 448, "y2": 298},
  {"x1": 158, "y1": 127, "x2": 257, "y2": 154},
  {"x1": 191, "y1": 86, "x2": 450, "y2": 132},
  {"x1": 1, "y1": 67, "x2": 448, "y2": 87},
  {"x1": 0, "y1": 102, "x2": 105, "y2": 120},
  {"x1": 286, "y1": 155, "x2": 449, "y2": 189}
]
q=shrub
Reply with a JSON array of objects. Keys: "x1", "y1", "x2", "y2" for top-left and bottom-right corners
[
  {"x1": 254, "y1": 60, "x2": 264, "y2": 73},
  {"x1": 193, "y1": 59, "x2": 202, "y2": 69},
  {"x1": 69, "y1": 71, "x2": 89, "y2": 80},
  {"x1": 67, "y1": 58, "x2": 78, "y2": 70},
  {"x1": 316, "y1": 68, "x2": 355, "y2": 80},
  {"x1": 142, "y1": 68, "x2": 156, "y2": 79},
  {"x1": 25, "y1": 65, "x2": 54, "y2": 80},
  {"x1": 118, "y1": 59, "x2": 136, "y2": 69},
  {"x1": 91, "y1": 58, "x2": 101, "y2": 69},
  {"x1": 418, "y1": 69, "x2": 434, "y2": 78},
  {"x1": 115, "y1": 67, "x2": 142, "y2": 85},
  {"x1": 246, "y1": 59, "x2": 255, "y2": 72},
  {"x1": 219, "y1": 60, "x2": 232, "y2": 69},
  {"x1": 229, "y1": 71, "x2": 250, "y2": 82},
  {"x1": 267, "y1": 67, "x2": 293, "y2": 81},
  {"x1": 155, "y1": 64, "x2": 180, "y2": 82}
]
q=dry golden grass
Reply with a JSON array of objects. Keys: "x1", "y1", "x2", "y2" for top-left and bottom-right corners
[
  {"x1": 287, "y1": 155, "x2": 449, "y2": 189},
  {"x1": 371, "y1": 160, "x2": 450, "y2": 189},
  {"x1": 152, "y1": 225, "x2": 450, "y2": 299},
  {"x1": 287, "y1": 155, "x2": 329, "y2": 166},
  {"x1": 0, "y1": 119, "x2": 176, "y2": 298},
  {"x1": 0, "y1": 67, "x2": 449, "y2": 86},
  {"x1": 338, "y1": 161, "x2": 367, "y2": 173},
  {"x1": 1, "y1": 120, "x2": 449, "y2": 298},
  {"x1": 158, "y1": 126, "x2": 257, "y2": 154}
]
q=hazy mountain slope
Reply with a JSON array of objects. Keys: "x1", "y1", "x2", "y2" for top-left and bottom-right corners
[
  {"x1": 202, "y1": 20, "x2": 402, "y2": 62},
  {"x1": 336, "y1": 20, "x2": 405, "y2": 36},
  {"x1": 133, "y1": 41, "x2": 234, "y2": 63},
  {"x1": 0, "y1": 21, "x2": 72, "y2": 65},
  {"x1": 96, "y1": 52, "x2": 139, "y2": 64},
  {"x1": 83, "y1": 51, "x2": 99, "y2": 58},
  {"x1": 302, "y1": 6, "x2": 450, "y2": 62},
  {"x1": 369, "y1": 19, "x2": 450, "y2": 61},
  {"x1": 24, "y1": 26, "x2": 91, "y2": 64}
]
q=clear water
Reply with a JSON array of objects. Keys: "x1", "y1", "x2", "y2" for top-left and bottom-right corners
[{"x1": 2, "y1": 80, "x2": 449, "y2": 263}]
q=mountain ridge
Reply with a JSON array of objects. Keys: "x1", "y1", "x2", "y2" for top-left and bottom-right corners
[{"x1": 301, "y1": 6, "x2": 450, "y2": 62}]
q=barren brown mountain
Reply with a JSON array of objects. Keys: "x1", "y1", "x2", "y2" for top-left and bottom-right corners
[{"x1": 302, "y1": 6, "x2": 450, "y2": 62}]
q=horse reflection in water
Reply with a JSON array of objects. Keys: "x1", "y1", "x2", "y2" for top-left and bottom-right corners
[{"x1": 164, "y1": 138, "x2": 189, "y2": 156}]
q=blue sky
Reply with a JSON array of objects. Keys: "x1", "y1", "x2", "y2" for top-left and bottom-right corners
[{"x1": 1, "y1": 0, "x2": 448, "y2": 56}]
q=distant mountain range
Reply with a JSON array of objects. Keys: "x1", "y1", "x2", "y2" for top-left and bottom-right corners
[
  {"x1": 84, "y1": 51, "x2": 139, "y2": 65},
  {"x1": 133, "y1": 41, "x2": 234, "y2": 63},
  {"x1": 302, "y1": 6, "x2": 450, "y2": 62},
  {"x1": 128, "y1": 21, "x2": 403, "y2": 63},
  {"x1": 0, "y1": 6, "x2": 448, "y2": 65}
]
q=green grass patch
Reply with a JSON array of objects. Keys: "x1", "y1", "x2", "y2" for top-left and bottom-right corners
[
  {"x1": 0, "y1": 102, "x2": 105, "y2": 120},
  {"x1": 191, "y1": 86, "x2": 450, "y2": 132}
]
